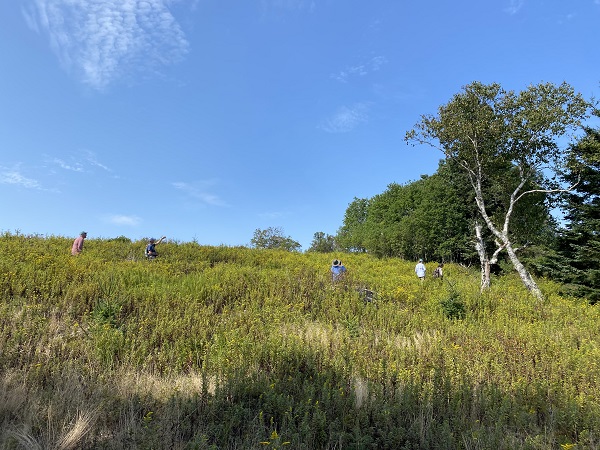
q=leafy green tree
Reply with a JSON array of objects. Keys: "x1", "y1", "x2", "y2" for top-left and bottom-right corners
[
  {"x1": 250, "y1": 227, "x2": 301, "y2": 252},
  {"x1": 335, "y1": 156, "x2": 555, "y2": 269},
  {"x1": 361, "y1": 168, "x2": 474, "y2": 262},
  {"x1": 307, "y1": 232, "x2": 336, "y2": 253},
  {"x1": 555, "y1": 110, "x2": 600, "y2": 302},
  {"x1": 361, "y1": 182, "x2": 413, "y2": 258},
  {"x1": 402, "y1": 166, "x2": 476, "y2": 262},
  {"x1": 336, "y1": 198, "x2": 370, "y2": 252},
  {"x1": 336, "y1": 167, "x2": 474, "y2": 262},
  {"x1": 406, "y1": 81, "x2": 589, "y2": 299},
  {"x1": 433, "y1": 158, "x2": 486, "y2": 262}
]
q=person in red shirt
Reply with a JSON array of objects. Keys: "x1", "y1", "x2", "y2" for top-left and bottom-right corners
[{"x1": 71, "y1": 231, "x2": 87, "y2": 256}]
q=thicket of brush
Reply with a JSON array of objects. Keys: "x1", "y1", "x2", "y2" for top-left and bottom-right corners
[{"x1": 1, "y1": 232, "x2": 599, "y2": 449}]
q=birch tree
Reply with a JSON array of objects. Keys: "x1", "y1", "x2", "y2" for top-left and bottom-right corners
[{"x1": 406, "y1": 81, "x2": 589, "y2": 299}]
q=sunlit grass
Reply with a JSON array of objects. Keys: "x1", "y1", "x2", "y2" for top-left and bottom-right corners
[{"x1": 1, "y1": 232, "x2": 599, "y2": 449}]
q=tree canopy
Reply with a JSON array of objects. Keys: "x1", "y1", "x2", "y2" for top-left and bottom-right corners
[
  {"x1": 250, "y1": 227, "x2": 301, "y2": 252},
  {"x1": 307, "y1": 232, "x2": 337, "y2": 253},
  {"x1": 406, "y1": 81, "x2": 589, "y2": 299},
  {"x1": 335, "y1": 156, "x2": 555, "y2": 267},
  {"x1": 336, "y1": 163, "x2": 474, "y2": 262},
  {"x1": 336, "y1": 197, "x2": 370, "y2": 253}
]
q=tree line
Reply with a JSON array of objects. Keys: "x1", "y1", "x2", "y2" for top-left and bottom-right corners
[{"x1": 251, "y1": 81, "x2": 599, "y2": 303}]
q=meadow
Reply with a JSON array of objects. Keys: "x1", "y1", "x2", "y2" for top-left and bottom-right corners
[{"x1": 0, "y1": 232, "x2": 599, "y2": 449}]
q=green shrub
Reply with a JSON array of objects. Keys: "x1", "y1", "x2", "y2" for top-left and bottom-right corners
[{"x1": 440, "y1": 290, "x2": 466, "y2": 320}]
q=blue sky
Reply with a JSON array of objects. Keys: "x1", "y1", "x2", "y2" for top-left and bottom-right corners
[{"x1": 1, "y1": 0, "x2": 599, "y2": 249}]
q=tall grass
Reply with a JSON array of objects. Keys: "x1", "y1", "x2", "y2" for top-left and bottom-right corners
[{"x1": 1, "y1": 232, "x2": 599, "y2": 449}]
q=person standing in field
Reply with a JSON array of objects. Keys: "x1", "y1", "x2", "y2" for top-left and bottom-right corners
[
  {"x1": 145, "y1": 236, "x2": 167, "y2": 259},
  {"x1": 330, "y1": 259, "x2": 347, "y2": 282},
  {"x1": 433, "y1": 263, "x2": 444, "y2": 280},
  {"x1": 71, "y1": 231, "x2": 87, "y2": 256},
  {"x1": 415, "y1": 258, "x2": 426, "y2": 281}
]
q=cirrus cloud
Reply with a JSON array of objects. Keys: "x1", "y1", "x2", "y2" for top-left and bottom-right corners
[
  {"x1": 23, "y1": 0, "x2": 189, "y2": 90},
  {"x1": 331, "y1": 56, "x2": 388, "y2": 83},
  {"x1": 504, "y1": 0, "x2": 524, "y2": 15},
  {"x1": 172, "y1": 181, "x2": 228, "y2": 207},
  {"x1": 320, "y1": 103, "x2": 370, "y2": 133},
  {"x1": 105, "y1": 214, "x2": 142, "y2": 226},
  {"x1": 0, "y1": 166, "x2": 42, "y2": 190}
]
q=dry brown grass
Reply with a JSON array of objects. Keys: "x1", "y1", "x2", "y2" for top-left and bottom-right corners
[
  {"x1": 5, "y1": 409, "x2": 95, "y2": 450},
  {"x1": 54, "y1": 410, "x2": 96, "y2": 450},
  {"x1": 113, "y1": 370, "x2": 217, "y2": 400}
]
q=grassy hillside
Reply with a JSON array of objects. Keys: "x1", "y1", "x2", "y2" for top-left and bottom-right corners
[{"x1": 1, "y1": 232, "x2": 599, "y2": 449}]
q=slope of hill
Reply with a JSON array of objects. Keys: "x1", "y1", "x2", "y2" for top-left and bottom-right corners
[{"x1": 1, "y1": 232, "x2": 599, "y2": 449}]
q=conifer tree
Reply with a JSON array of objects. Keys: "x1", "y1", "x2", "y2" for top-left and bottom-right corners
[{"x1": 557, "y1": 111, "x2": 600, "y2": 302}]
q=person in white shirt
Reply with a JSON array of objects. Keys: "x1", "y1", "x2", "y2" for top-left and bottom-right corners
[{"x1": 415, "y1": 259, "x2": 426, "y2": 280}]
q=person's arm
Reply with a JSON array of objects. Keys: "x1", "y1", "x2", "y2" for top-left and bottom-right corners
[{"x1": 156, "y1": 236, "x2": 167, "y2": 245}]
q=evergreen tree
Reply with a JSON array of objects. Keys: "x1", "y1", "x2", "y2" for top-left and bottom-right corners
[{"x1": 556, "y1": 114, "x2": 600, "y2": 302}]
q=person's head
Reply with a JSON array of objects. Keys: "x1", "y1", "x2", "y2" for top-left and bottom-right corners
[
  {"x1": 80, "y1": 231, "x2": 87, "y2": 238},
  {"x1": 332, "y1": 259, "x2": 340, "y2": 266},
  {"x1": 439, "y1": 263, "x2": 444, "y2": 267},
  {"x1": 419, "y1": 259, "x2": 423, "y2": 263},
  {"x1": 149, "y1": 238, "x2": 156, "y2": 244}
]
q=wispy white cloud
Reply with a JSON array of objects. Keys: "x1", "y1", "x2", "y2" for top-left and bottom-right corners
[
  {"x1": 49, "y1": 151, "x2": 112, "y2": 174},
  {"x1": 556, "y1": 11, "x2": 578, "y2": 25},
  {"x1": 85, "y1": 151, "x2": 111, "y2": 172},
  {"x1": 53, "y1": 158, "x2": 84, "y2": 172},
  {"x1": 0, "y1": 166, "x2": 43, "y2": 190},
  {"x1": 504, "y1": 0, "x2": 524, "y2": 15},
  {"x1": 105, "y1": 214, "x2": 142, "y2": 226},
  {"x1": 262, "y1": 0, "x2": 316, "y2": 13},
  {"x1": 320, "y1": 103, "x2": 370, "y2": 133},
  {"x1": 21, "y1": 4, "x2": 41, "y2": 33},
  {"x1": 368, "y1": 18, "x2": 383, "y2": 32},
  {"x1": 172, "y1": 181, "x2": 227, "y2": 206},
  {"x1": 331, "y1": 56, "x2": 388, "y2": 83},
  {"x1": 24, "y1": 0, "x2": 189, "y2": 90}
]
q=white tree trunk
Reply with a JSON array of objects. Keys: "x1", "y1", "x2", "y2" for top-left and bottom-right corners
[
  {"x1": 505, "y1": 244, "x2": 544, "y2": 300},
  {"x1": 474, "y1": 222, "x2": 491, "y2": 291},
  {"x1": 472, "y1": 174, "x2": 544, "y2": 300}
]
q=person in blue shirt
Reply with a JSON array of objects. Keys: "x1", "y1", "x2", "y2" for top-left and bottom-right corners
[
  {"x1": 145, "y1": 236, "x2": 166, "y2": 259},
  {"x1": 330, "y1": 259, "x2": 347, "y2": 282}
]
